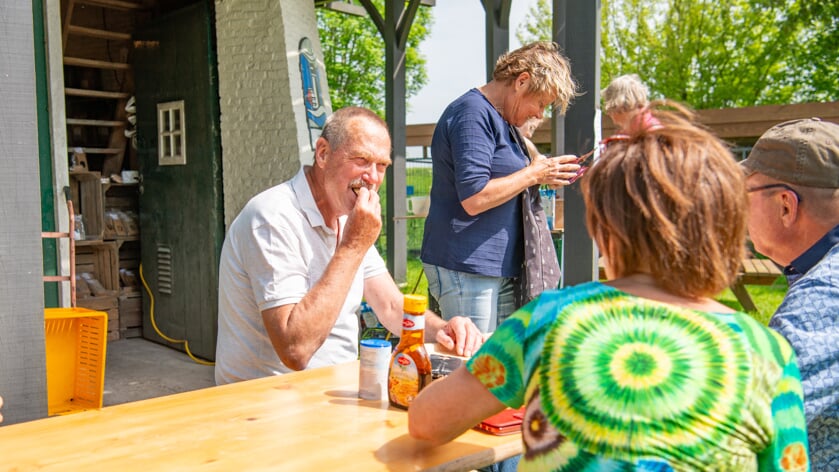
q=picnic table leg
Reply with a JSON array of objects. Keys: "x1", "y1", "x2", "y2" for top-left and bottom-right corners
[{"x1": 730, "y1": 282, "x2": 758, "y2": 312}]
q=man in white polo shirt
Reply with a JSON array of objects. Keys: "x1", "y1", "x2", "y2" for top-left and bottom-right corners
[{"x1": 215, "y1": 107, "x2": 483, "y2": 385}]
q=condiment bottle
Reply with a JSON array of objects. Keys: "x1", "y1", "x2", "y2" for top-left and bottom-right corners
[{"x1": 387, "y1": 294, "x2": 432, "y2": 409}]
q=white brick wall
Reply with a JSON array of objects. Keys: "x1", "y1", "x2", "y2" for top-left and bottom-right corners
[{"x1": 215, "y1": 0, "x2": 331, "y2": 226}]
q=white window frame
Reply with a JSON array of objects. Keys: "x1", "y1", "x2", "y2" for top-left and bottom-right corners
[{"x1": 157, "y1": 100, "x2": 186, "y2": 166}]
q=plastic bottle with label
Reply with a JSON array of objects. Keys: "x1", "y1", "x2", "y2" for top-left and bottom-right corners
[
  {"x1": 73, "y1": 214, "x2": 85, "y2": 240},
  {"x1": 358, "y1": 338, "x2": 391, "y2": 401},
  {"x1": 539, "y1": 186, "x2": 555, "y2": 230},
  {"x1": 387, "y1": 294, "x2": 432, "y2": 409}
]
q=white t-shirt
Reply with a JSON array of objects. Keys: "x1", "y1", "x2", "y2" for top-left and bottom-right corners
[{"x1": 214, "y1": 168, "x2": 387, "y2": 384}]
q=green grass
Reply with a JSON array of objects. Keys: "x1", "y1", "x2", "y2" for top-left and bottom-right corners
[
  {"x1": 401, "y1": 259, "x2": 787, "y2": 327},
  {"x1": 401, "y1": 257, "x2": 428, "y2": 296},
  {"x1": 715, "y1": 277, "x2": 788, "y2": 325},
  {"x1": 390, "y1": 165, "x2": 787, "y2": 327},
  {"x1": 375, "y1": 165, "x2": 432, "y2": 258}
]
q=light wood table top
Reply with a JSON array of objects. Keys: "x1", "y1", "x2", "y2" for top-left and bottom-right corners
[{"x1": 0, "y1": 360, "x2": 520, "y2": 471}]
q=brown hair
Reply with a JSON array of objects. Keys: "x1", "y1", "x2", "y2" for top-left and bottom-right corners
[
  {"x1": 582, "y1": 101, "x2": 747, "y2": 298},
  {"x1": 492, "y1": 41, "x2": 578, "y2": 114}
]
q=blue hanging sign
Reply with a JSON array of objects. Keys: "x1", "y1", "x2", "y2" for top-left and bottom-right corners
[{"x1": 298, "y1": 37, "x2": 327, "y2": 148}]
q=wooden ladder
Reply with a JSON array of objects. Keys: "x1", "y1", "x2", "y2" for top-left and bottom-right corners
[
  {"x1": 62, "y1": 0, "x2": 145, "y2": 177},
  {"x1": 43, "y1": 188, "x2": 78, "y2": 307}
]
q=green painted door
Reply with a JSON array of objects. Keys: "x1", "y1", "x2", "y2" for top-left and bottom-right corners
[{"x1": 133, "y1": 1, "x2": 222, "y2": 361}]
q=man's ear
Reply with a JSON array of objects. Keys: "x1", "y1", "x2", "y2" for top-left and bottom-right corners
[
  {"x1": 779, "y1": 191, "x2": 801, "y2": 228},
  {"x1": 313, "y1": 136, "x2": 329, "y2": 167}
]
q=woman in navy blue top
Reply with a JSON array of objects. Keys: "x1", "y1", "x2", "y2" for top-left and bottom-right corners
[{"x1": 421, "y1": 41, "x2": 580, "y2": 332}]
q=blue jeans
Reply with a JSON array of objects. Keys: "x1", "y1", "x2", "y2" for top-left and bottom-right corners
[
  {"x1": 423, "y1": 263, "x2": 517, "y2": 332},
  {"x1": 481, "y1": 455, "x2": 521, "y2": 472}
]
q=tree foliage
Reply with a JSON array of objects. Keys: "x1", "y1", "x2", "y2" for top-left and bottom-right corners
[
  {"x1": 517, "y1": 0, "x2": 839, "y2": 109},
  {"x1": 317, "y1": 2, "x2": 432, "y2": 116}
]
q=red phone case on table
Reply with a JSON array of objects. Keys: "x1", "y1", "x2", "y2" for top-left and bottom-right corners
[{"x1": 474, "y1": 407, "x2": 525, "y2": 436}]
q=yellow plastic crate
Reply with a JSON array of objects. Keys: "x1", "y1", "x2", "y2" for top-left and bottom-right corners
[{"x1": 44, "y1": 307, "x2": 108, "y2": 416}]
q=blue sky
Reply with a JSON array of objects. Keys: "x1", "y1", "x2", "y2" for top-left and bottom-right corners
[{"x1": 406, "y1": 0, "x2": 537, "y2": 125}]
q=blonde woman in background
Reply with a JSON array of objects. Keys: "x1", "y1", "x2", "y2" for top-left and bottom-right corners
[{"x1": 601, "y1": 74, "x2": 660, "y2": 134}]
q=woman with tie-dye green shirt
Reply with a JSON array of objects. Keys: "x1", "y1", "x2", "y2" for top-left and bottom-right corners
[{"x1": 409, "y1": 103, "x2": 810, "y2": 471}]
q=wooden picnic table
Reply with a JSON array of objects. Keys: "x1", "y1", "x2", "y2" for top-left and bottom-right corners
[
  {"x1": 0, "y1": 359, "x2": 521, "y2": 471},
  {"x1": 552, "y1": 229, "x2": 784, "y2": 312},
  {"x1": 593, "y1": 257, "x2": 782, "y2": 312},
  {"x1": 730, "y1": 257, "x2": 784, "y2": 312}
]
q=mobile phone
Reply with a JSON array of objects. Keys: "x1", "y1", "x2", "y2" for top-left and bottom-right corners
[{"x1": 474, "y1": 407, "x2": 525, "y2": 436}]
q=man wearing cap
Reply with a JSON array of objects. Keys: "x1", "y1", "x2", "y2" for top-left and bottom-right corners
[{"x1": 741, "y1": 117, "x2": 839, "y2": 470}]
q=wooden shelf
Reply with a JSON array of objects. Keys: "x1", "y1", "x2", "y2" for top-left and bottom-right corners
[
  {"x1": 76, "y1": 237, "x2": 140, "y2": 246},
  {"x1": 105, "y1": 181, "x2": 139, "y2": 189},
  {"x1": 75, "y1": 238, "x2": 105, "y2": 246},
  {"x1": 68, "y1": 169, "x2": 101, "y2": 177},
  {"x1": 107, "y1": 235, "x2": 140, "y2": 243},
  {"x1": 66, "y1": 25, "x2": 131, "y2": 41},
  {"x1": 68, "y1": 146, "x2": 123, "y2": 155},
  {"x1": 64, "y1": 0, "x2": 144, "y2": 341},
  {"x1": 67, "y1": 118, "x2": 126, "y2": 127},
  {"x1": 65, "y1": 88, "x2": 131, "y2": 100},
  {"x1": 76, "y1": 0, "x2": 146, "y2": 11},
  {"x1": 63, "y1": 56, "x2": 131, "y2": 70}
]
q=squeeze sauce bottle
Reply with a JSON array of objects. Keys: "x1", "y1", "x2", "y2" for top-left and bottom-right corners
[{"x1": 387, "y1": 294, "x2": 432, "y2": 409}]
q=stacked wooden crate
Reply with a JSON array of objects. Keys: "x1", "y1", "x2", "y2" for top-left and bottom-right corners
[
  {"x1": 117, "y1": 240, "x2": 142, "y2": 338},
  {"x1": 63, "y1": 0, "x2": 147, "y2": 341},
  {"x1": 70, "y1": 170, "x2": 143, "y2": 341},
  {"x1": 75, "y1": 240, "x2": 120, "y2": 340}
]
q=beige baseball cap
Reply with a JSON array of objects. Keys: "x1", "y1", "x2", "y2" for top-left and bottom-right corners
[{"x1": 741, "y1": 117, "x2": 839, "y2": 188}]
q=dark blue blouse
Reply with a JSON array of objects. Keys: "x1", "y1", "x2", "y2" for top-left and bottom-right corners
[{"x1": 420, "y1": 89, "x2": 528, "y2": 277}]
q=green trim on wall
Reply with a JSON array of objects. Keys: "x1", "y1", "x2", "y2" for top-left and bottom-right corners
[{"x1": 32, "y1": 0, "x2": 58, "y2": 307}]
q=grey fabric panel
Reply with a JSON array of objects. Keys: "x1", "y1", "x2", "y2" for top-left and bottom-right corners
[{"x1": 0, "y1": 2, "x2": 49, "y2": 424}]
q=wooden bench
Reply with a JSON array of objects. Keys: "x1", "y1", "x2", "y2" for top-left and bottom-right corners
[
  {"x1": 597, "y1": 257, "x2": 783, "y2": 312},
  {"x1": 730, "y1": 258, "x2": 783, "y2": 312}
]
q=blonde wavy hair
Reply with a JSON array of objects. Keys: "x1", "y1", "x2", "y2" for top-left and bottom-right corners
[
  {"x1": 601, "y1": 74, "x2": 649, "y2": 114},
  {"x1": 492, "y1": 41, "x2": 578, "y2": 114},
  {"x1": 582, "y1": 101, "x2": 747, "y2": 298}
]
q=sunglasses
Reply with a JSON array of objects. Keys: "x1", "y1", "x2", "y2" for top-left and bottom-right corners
[
  {"x1": 569, "y1": 134, "x2": 630, "y2": 184},
  {"x1": 746, "y1": 183, "x2": 802, "y2": 203}
]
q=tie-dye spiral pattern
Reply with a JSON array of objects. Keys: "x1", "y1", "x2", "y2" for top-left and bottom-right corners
[{"x1": 466, "y1": 282, "x2": 809, "y2": 471}]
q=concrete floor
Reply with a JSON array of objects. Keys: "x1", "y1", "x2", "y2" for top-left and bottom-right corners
[{"x1": 103, "y1": 337, "x2": 215, "y2": 406}]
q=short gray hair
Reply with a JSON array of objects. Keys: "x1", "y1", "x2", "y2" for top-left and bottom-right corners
[
  {"x1": 321, "y1": 106, "x2": 388, "y2": 149},
  {"x1": 601, "y1": 74, "x2": 650, "y2": 114}
]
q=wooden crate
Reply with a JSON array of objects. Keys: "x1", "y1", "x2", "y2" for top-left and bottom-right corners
[
  {"x1": 118, "y1": 294, "x2": 142, "y2": 330},
  {"x1": 69, "y1": 171, "x2": 105, "y2": 240},
  {"x1": 118, "y1": 240, "x2": 141, "y2": 272},
  {"x1": 104, "y1": 184, "x2": 140, "y2": 239},
  {"x1": 120, "y1": 327, "x2": 142, "y2": 339},
  {"x1": 75, "y1": 241, "x2": 119, "y2": 294}
]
